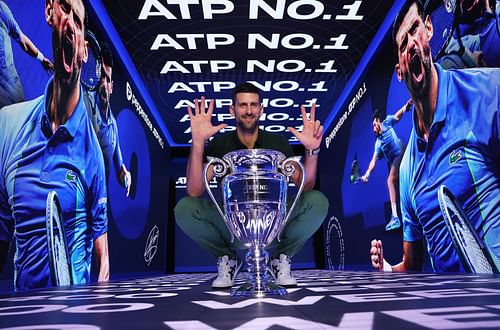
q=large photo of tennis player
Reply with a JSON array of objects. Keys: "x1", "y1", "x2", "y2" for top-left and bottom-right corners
[
  {"x1": 369, "y1": 0, "x2": 500, "y2": 273},
  {"x1": 322, "y1": 0, "x2": 499, "y2": 274},
  {"x1": 0, "y1": 0, "x2": 110, "y2": 291},
  {"x1": 1, "y1": 0, "x2": 169, "y2": 292}
]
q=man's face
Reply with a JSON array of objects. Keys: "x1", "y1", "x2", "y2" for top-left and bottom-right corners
[
  {"x1": 98, "y1": 63, "x2": 113, "y2": 110},
  {"x1": 47, "y1": 0, "x2": 87, "y2": 88},
  {"x1": 395, "y1": 3, "x2": 433, "y2": 99},
  {"x1": 231, "y1": 92, "x2": 263, "y2": 132},
  {"x1": 373, "y1": 118, "x2": 382, "y2": 135}
]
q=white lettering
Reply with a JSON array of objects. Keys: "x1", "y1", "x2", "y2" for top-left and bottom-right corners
[
  {"x1": 247, "y1": 60, "x2": 306, "y2": 72},
  {"x1": 248, "y1": 33, "x2": 314, "y2": 49},
  {"x1": 249, "y1": 0, "x2": 324, "y2": 20},
  {"x1": 138, "y1": 0, "x2": 177, "y2": 19},
  {"x1": 383, "y1": 306, "x2": 500, "y2": 329},
  {"x1": 138, "y1": 0, "x2": 233, "y2": 19},
  {"x1": 249, "y1": 0, "x2": 286, "y2": 19},
  {"x1": 151, "y1": 34, "x2": 184, "y2": 50},
  {"x1": 287, "y1": 1, "x2": 324, "y2": 20},
  {"x1": 266, "y1": 113, "x2": 289, "y2": 121},
  {"x1": 235, "y1": 314, "x2": 374, "y2": 329},
  {"x1": 49, "y1": 294, "x2": 114, "y2": 300},
  {"x1": 325, "y1": 34, "x2": 349, "y2": 50},
  {"x1": 161, "y1": 60, "x2": 235, "y2": 74},
  {"x1": 265, "y1": 125, "x2": 286, "y2": 133},
  {"x1": 202, "y1": 0, "x2": 234, "y2": 19},
  {"x1": 165, "y1": 321, "x2": 217, "y2": 330},
  {"x1": 0, "y1": 325, "x2": 100, "y2": 330},
  {"x1": 115, "y1": 293, "x2": 177, "y2": 299},
  {"x1": 331, "y1": 292, "x2": 422, "y2": 303},
  {"x1": 336, "y1": 1, "x2": 363, "y2": 20},
  {"x1": 193, "y1": 296, "x2": 324, "y2": 309},
  {"x1": 0, "y1": 304, "x2": 66, "y2": 316},
  {"x1": 402, "y1": 288, "x2": 500, "y2": 299},
  {"x1": 62, "y1": 303, "x2": 154, "y2": 313}
]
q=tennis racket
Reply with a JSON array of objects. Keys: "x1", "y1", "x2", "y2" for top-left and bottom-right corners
[
  {"x1": 349, "y1": 156, "x2": 363, "y2": 184},
  {"x1": 46, "y1": 191, "x2": 73, "y2": 286},
  {"x1": 425, "y1": 0, "x2": 459, "y2": 62},
  {"x1": 437, "y1": 185, "x2": 499, "y2": 274},
  {"x1": 81, "y1": 30, "x2": 102, "y2": 91}
]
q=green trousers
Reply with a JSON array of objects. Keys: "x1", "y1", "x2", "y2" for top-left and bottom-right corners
[{"x1": 174, "y1": 190, "x2": 329, "y2": 260}]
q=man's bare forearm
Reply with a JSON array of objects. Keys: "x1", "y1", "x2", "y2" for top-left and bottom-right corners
[
  {"x1": 94, "y1": 233, "x2": 109, "y2": 282},
  {"x1": 186, "y1": 141, "x2": 206, "y2": 197},
  {"x1": 392, "y1": 240, "x2": 424, "y2": 272},
  {"x1": 302, "y1": 153, "x2": 319, "y2": 191}
]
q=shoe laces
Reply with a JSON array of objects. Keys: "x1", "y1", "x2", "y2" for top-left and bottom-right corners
[
  {"x1": 276, "y1": 255, "x2": 292, "y2": 276},
  {"x1": 217, "y1": 257, "x2": 234, "y2": 278}
]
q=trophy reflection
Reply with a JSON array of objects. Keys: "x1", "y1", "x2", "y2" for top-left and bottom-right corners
[{"x1": 204, "y1": 149, "x2": 304, "y2": 297}]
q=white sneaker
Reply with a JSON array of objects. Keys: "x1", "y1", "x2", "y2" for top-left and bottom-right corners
[
  {"x1": 270, "y1": 254, "x2": 297, "y2": 287},
  {"x1": 211, "y1": 255, "x2": 240, "y2": 288}
]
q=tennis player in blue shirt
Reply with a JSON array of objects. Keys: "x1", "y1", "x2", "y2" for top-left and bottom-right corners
[
  {"x1": 370, "y1": 0, "x2": 500, "y2": 273},
  {"x1": 83, "y1": 41, "x2": 131, "y2": 196},
  {"x1": 0, "y1": 0, "x2": 53, "y2": 108},
  {"x1": 0, "y1": 0, "x2": 109, "y2": 290},
  {"x1": 361, "y1": 100, "x2": 412, "y2": 231}
]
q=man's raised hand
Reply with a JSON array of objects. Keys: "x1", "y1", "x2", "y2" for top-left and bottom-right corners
[
  {"x1": 188, "y1": 97, "x2": 227, "y2": 145},
  {"x1": 288, "y1": 103, "x2": 323, "y2": 150}
]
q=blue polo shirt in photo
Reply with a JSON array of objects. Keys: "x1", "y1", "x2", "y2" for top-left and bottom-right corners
[
  {"x1": 400, "y1": 64, "x2": 500, "y2": 272},
  {"x1": 374, "y1": 114, "x2": 404, "y2": 166},
  {"x1": 0, "y1": 77, "x2": 108, "y2": 290}
]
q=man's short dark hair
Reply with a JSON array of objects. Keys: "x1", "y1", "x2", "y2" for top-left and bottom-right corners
[
  {"x1": 49, "y1": 0, "x2": 88, "y2": 37},
  {"x1": 232, "y1": 82, "x2": 261, "y2": 104},
  {"x1": 100, "y1": 40, "x2": 113, "y2": 68},
  {"x1": 373, "y1": 109, "x2": 382, "y2": 121},
  {"x1": 392, "y1": 0, "x2": 426, "y2": 57}
]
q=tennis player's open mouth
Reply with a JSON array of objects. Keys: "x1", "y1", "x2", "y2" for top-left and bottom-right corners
[
  {"x1": 62, "y1": 36, "x2": 74, "y2": 74},
  {"x1": 410, "y1": 52, "x2": 423, "y2": 84}
]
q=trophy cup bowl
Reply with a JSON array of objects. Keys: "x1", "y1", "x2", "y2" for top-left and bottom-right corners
[{"x1": 204, "y1": 149, "x2": 305, "y2": 297}]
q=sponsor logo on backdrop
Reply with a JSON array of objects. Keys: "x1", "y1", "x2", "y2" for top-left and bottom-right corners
[
  {"x1": 325, "y1": 82, "x2": 367, "y2": 148},
  {"x1": 126, "y1": 82, "x2": 165, "y2": 149}
]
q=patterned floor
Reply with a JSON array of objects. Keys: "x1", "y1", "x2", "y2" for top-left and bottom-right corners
[{"x1": 1, "y1": 270, "x2": 500, "y2": 329}]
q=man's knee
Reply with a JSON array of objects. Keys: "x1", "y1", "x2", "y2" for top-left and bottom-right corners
[
  {"x1": 387, "y1": 172, "x2": 398, "y2": 186},
  {"x1": 301, "y1": 190, "x2": 329, "y2": 217},
  {"x1": 174, "y1": 196, "x2": 201, "y2": 226}
]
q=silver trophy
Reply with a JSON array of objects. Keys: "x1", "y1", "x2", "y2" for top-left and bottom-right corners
[{"x1": 204, "y1": 149, "x2": 305, "y2": 297}]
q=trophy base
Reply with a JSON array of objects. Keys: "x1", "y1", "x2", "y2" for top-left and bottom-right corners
[{"x1": 231, "y1": 281, "x2": 287, "y2": 297}]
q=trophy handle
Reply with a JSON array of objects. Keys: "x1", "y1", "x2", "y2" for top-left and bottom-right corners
[
  {"x1": 204, "y1": 157, "x2": 235, "y2": 243},
  {"x1": 278, "y1": 156, "x2": 305, "y2": 242}
]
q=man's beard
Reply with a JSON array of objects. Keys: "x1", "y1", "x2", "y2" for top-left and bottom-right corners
[{"x1": 236, "y1": 115, "x2": 259, "y2": 132}]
